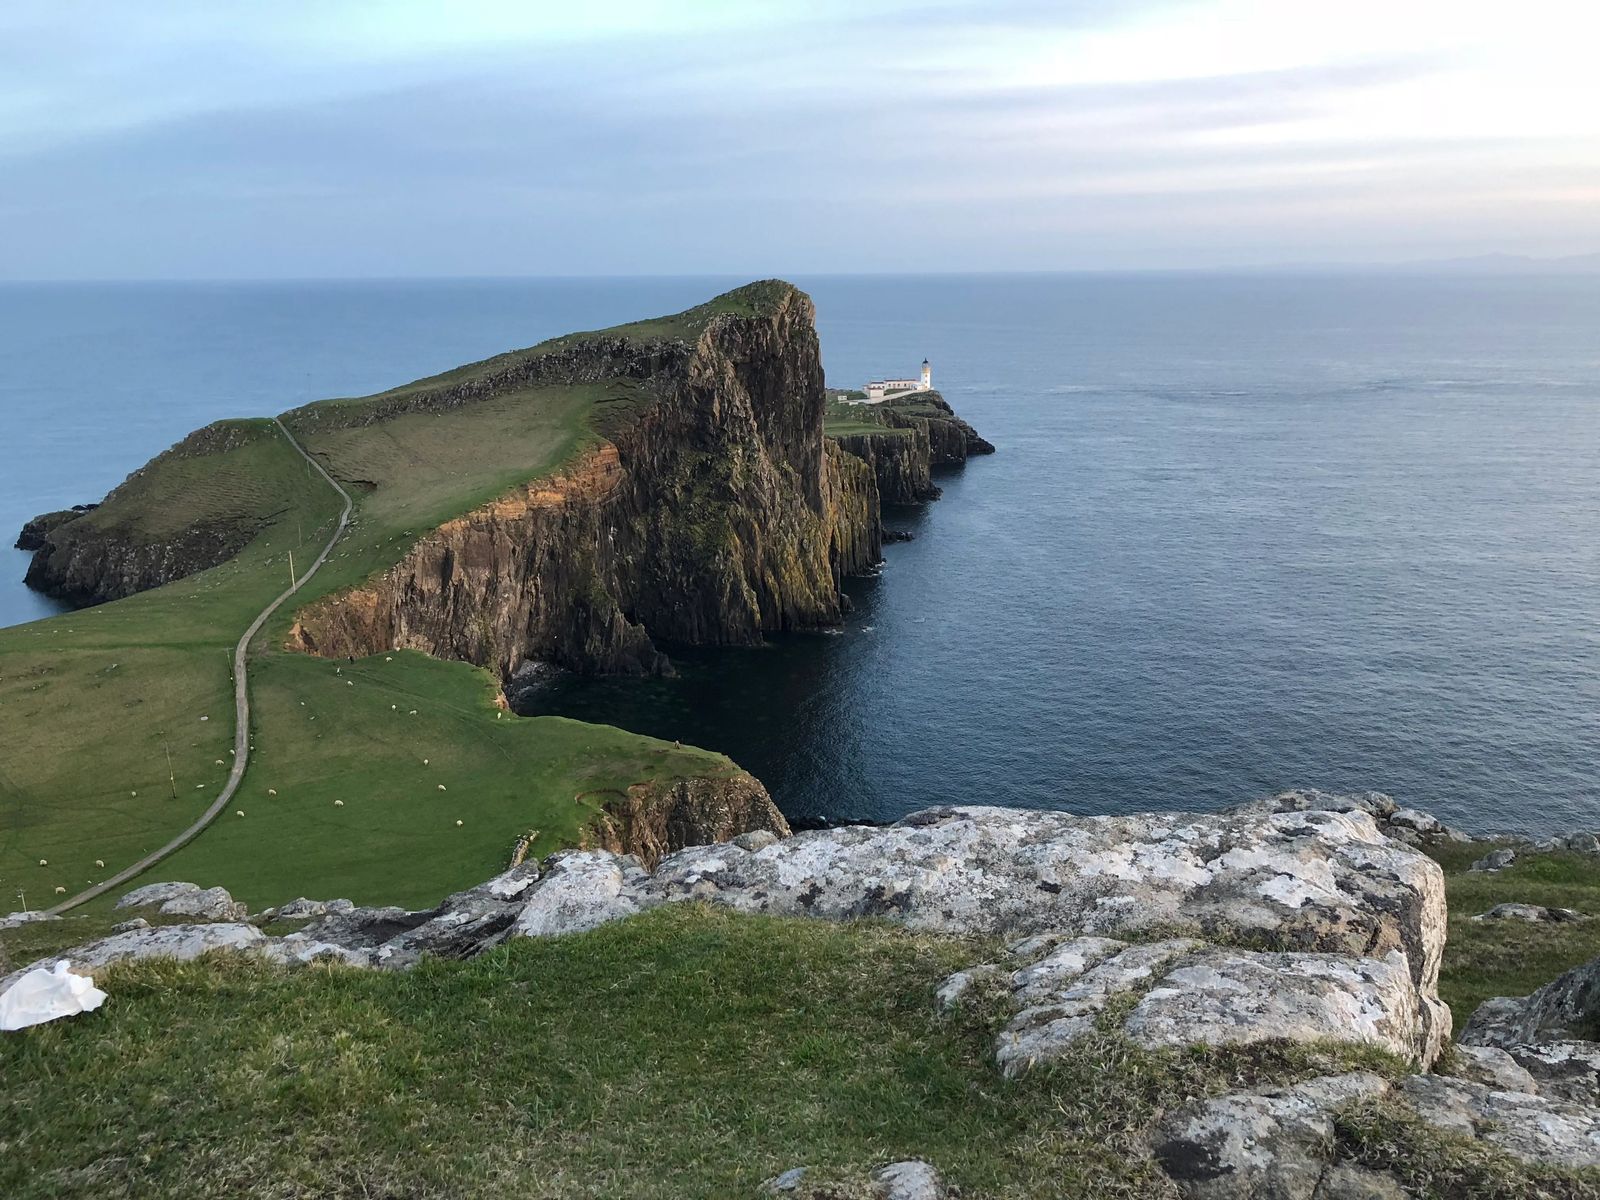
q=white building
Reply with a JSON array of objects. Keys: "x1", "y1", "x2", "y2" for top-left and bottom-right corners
[{"x1": 864, "y1": 359, "x2": 932, "y2": 402}]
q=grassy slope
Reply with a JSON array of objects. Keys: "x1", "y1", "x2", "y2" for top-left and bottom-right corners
[
  {"x1": 5, "y1": 906, "x2": 1590, "y2": 1200},
  {"x1": 0, "y1": 291, "x2": 786, "y2": 915},
  {"x1": 1429, "y1": 844, "x2": 1600, "y2": 1020},
  {"x1": 822, "y1": 397, "x2": 915, "y2": 439}
]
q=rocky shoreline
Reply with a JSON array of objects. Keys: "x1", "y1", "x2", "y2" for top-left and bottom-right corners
[{"x1": 9, "y1": 789, "x2": 1600, "y2": 1193}]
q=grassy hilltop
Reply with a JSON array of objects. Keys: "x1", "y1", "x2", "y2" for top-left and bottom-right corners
[{"x1": 0, "y1": 291, "x2": 791, "y2": 915}]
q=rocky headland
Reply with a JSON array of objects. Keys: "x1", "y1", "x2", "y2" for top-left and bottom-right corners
[{"x1": 18, "y1": 283, "x2": 989, "y2": 690}]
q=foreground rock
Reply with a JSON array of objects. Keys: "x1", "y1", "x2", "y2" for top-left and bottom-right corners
[
  {"x1": 116, "y1": 881, "x2": 247, "y2": 922},
  {"x1": 7, "y1": 803, "x2": 1451, "y2": 1073},
  {"x1": 980, "y1": 936, "x2": 1439, "y2": 1076},
  {"x1": 0, "y1": 923, "x2": 264, "y2": 995},
  {"x1": 1459, "y1": 948, "x2": 1600, "y2": 1106}
]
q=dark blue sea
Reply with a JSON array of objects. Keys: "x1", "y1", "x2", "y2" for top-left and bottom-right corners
[{"x1": 3, "y1": 274, "x2": 1597, "y2": 832}]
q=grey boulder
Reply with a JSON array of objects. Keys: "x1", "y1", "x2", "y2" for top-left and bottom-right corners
[{"x1": 116, "y1": 881, "x2": 247, "y2": 922}]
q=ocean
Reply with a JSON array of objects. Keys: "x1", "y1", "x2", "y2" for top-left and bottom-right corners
[{"x1": 3, "y1": 274, "x2": 1597, "y2": 832}]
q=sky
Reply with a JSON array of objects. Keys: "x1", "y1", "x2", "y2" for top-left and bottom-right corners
[{"x1": 3, "y1": 0, "x2": 1599, "y2": 278}]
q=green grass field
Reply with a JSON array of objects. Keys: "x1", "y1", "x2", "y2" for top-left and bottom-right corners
[
  {"x1": 0, "y1": 292, "x2": 776, "y2": 916},
  {"x1": 822, "y1": 397, "x2": 916, "y2": 439}
]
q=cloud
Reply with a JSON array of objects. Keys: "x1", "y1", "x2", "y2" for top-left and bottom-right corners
[{"x1": 1, "y1": 0, "x2": 1597, "y2": 276}]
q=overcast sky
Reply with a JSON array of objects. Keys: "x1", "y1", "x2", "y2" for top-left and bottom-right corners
[{"x1": 4, "y1": 0, "x2": 1599, "y2": 278}]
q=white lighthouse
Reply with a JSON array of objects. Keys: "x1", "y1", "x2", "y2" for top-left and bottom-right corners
[{"x1": 862, "y1": 359, "x2": 935, "y2": 402}]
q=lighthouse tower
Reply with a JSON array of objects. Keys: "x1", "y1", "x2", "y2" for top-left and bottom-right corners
[{"x1": 920, "y1": 359, "x2": 932, "y2": 391}]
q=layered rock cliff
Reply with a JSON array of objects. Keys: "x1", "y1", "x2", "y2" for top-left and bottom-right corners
[
  {"x1": 287, "y1": 282, "x2": 891, "y2": 676},
  {"x1": 584, "y1": 772, "x2": 790, "y2": 867},
  {"x1": 876, "y1": 390, "x2": 996, "y2": 463},
  {"x1": 830, "y1": 428, "x2": 938, "y2": 504}
]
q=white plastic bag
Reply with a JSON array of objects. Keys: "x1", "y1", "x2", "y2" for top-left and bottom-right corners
[{"x1": 0, "y1": 960, "x2": 108, "y2": 1031}]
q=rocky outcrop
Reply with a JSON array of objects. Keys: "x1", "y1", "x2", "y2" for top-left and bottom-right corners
[
  {"x1": 288, "y1": 282, "x2": 896, "y2": 677},
  {"x1": 116, "y1": 881, "x2": 248, "y2": 922},
  {"x1": 984, "y1": 936, "x2": 1439, "y2": 1076},
  {"x1": 21, "y1": 422, "x2": 278, "y2": 606},
  {"x1": 14, "y1": 506, "x2": 92, "y2": 551},
  {"x1": 829, "y1": 428, "x2": 938, "y2": 504},
  {"x1": 0, "y1": 922, "x2": 267, "y2": 994},
  {"x1": 585, "y1": 772, "x2": 790, "y2": 868},
  {"x1": 876, "y1": 391, "x2": 995, "y2": 463},
  {"x1": 1462, "y1": 950, "x2": 1600, "y2": 1050}
]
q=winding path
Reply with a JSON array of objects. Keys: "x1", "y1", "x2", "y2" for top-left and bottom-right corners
[{"x1": 49, "y1": 419, "x2": 352, "y2": 915}]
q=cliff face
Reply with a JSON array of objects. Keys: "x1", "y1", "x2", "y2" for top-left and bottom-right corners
[
  {"x1": 875, "y1": 391, "x2": 996, "y2": 464},
  {"x1": 830, "y1": 428, "x2": 939, "y2": 504},
  {"x1": 584, "y1": 773, "x2": 791, "y2": 867},
  {"x1": 289, "y1": 283, "x2": 883, "y2": 676}
]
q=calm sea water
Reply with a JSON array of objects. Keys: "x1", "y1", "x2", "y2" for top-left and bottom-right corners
[{"x1": 3, "y1": 275, "x2": 1597, "y2": 832}]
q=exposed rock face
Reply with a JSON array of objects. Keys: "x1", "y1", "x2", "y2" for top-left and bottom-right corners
[
  {"x1": 116, "y1": 881, "x2": 248, "y2": 922},
  {"x1": 0, "y1": 922, "x2": 266, "y2": 994},
  {"x1": 989, "y1": 936, "x2": 1439, "y2": 1076},
  {"x1": 1398, "y1": 1074, "x2": 1600, "y2": 1167},
  {"x1": 1472, "y1": 902, "x2": 1582, "y2": 923},
  {"x1": 830, "y1": 428, "x2": 939, "y2": 504},
  {"x1": 288, "y1": 283, "x2": 900, "y2": 678},
  {"x1": 1151, "y1": 1072, "x2": 1395, "y2": 1200},
  {"x1": 875, "y1": 391, "x2": 996, "y2": 462},
  {"x1": 585, "y1": 772, "x2": 791, "y2": 868},
  {"x1": 21, "y1": 423, "x2": 276, "y2": 606},
  {"x1": 646, "y1": 807, "x2": 1446, "y2": 985},
  {"x1": 14, "y1": 507, "x2": 90, "y2": 552},
  {"x1": 1462, "y1": 952, "x2": 1600, "y2": 1048}
]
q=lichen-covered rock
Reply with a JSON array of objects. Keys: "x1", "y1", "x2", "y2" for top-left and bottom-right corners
[
  {"x1": 1497, "y1": 1040, "x2": 1600, "y2": 1106},
  {"x1": 1440, "y1": 1045, "x2": 1539, "y2": 1093},
  {"x1": 990, "y1": 937, "x2": 1443, "y2": 1077},
  {"x1": 1150, "y1": 1072, "x2": 1393, "y2": 1200},
  {"x1": 116, "y1": 881, "x2": 247, "y2": 921},
  {"x1": 0, "y1": 911, "x2": 59, "y2": 932},
  {"x1": 1461, "y1": 950, "x2": 1600, "y2": 1048},
  {"x1": 1468, "y1": 848, "x2": 1517, "y2": 873},
  {"x1": 511, "y1": 852, "x2": 650, "y2": 939},
  {"x1": 872, "y1": 1159, "x2": 944, "y2": 1200},
  {"x1": 268, "y1": 898, "x2": 357, "y2": 922},
  {"x1": 1397, "y1": 1074, "x2": 1600, "y2": 1167},
  {"x1": 648, "y1": 806, "x2": 1446, "y2": 998},
  {"x1": 373, "y1": 863, "x2": 542, "y2": 967},
  {"x1": 1471, "y1": 902, "x2": 1582, "y2": 923}
]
